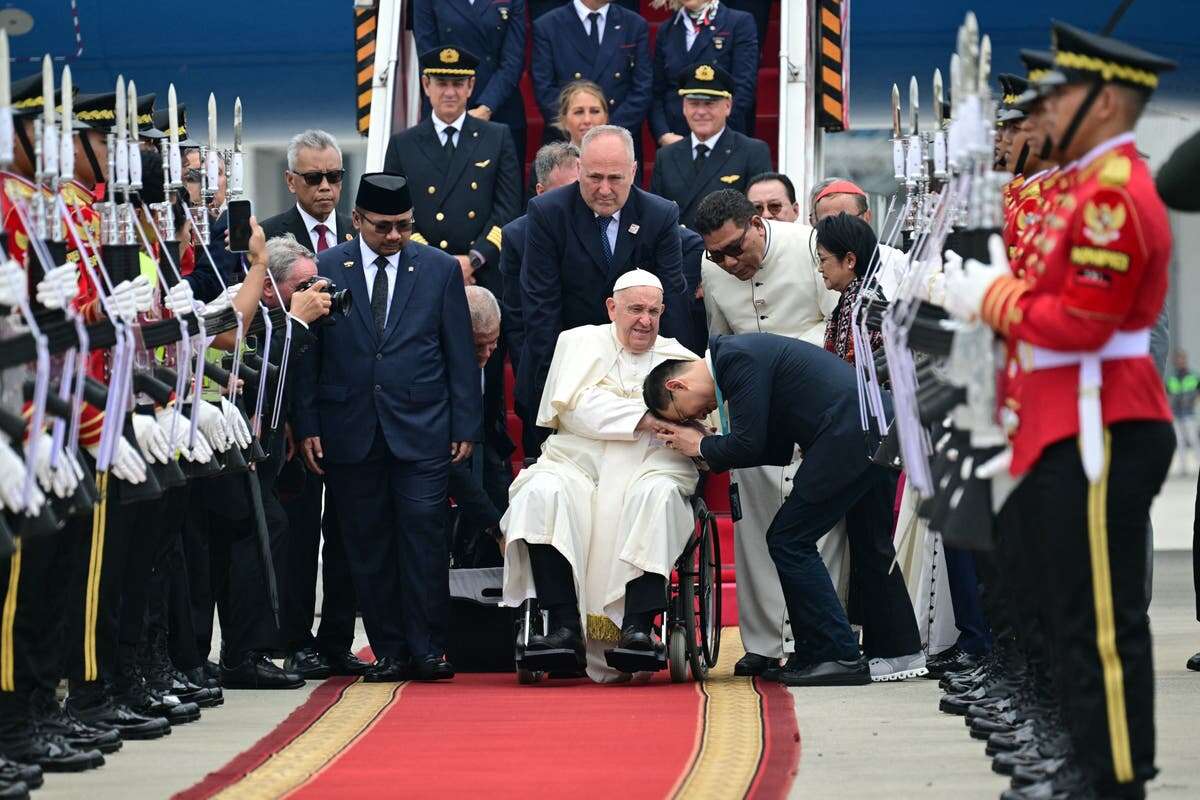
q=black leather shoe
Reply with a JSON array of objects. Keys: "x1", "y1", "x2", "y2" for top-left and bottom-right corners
[
  {"x1": 0, "y1": 779, "x2": 28, "y2": 799},
  {"x1": 363, "y1": 656, "x2": 410, "y2": 683},
  {"x1": 1187, "y1": 651, "x2": 1200, "y2": 671},
  {"x1": 0, "y1": 757, "x2": 42, "y2": 790},
  {"x1": 3, "y1": 733, "x2": 104, "y2": 772},
  {"x1": 617, "y1": 616, "x2": 660, "y2": 652},
  {"x1": 412, "y1": 655, "x2": 455, "y2": 682},
  {"x1": 734, "y1": 652, "x2": 778, "y2": 676},
  {"x1": 528, "y1": 626, "x2": 585, "y2": 656},
  {"x1": 221, "y1": 653, "x2": 306, "y2": 690},
  {"x1": 926, "y1": 645, "x2": 983, "y2": 679},
  {"x1": 34, "y1": 705, "x2": 122, "y2": 755},
  {"x1": 285, "y1": 647, "x2": 332, "y2": 680},
  {"x1": 322, "y1": 650, "x2": 370, "y2": 677},
  {"x1": 67, "y1": 698, "x2": 171, "y2": 740},
  {"x1": 778, "y1": 658, "x2": 871, "y2": 687},
  {"x1": 1000, "y1": 761, "x2": 1098, "y2": 799},
  {"x1": 185, "y1": 665, "x2": 221, "y2": 690}
]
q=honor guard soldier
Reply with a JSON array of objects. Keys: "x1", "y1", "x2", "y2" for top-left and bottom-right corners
[
  {"x1": 531, "y1": 0, "x2": 652, "y2": 152},
  {"x1": 649, "y1": 0, "x2": 759, "y2": 146},
  {"x1": 413, "y1": 0, "x2": 528, "y2": 164},
  {"x1": 944, "y1": 21, "x2": 1177, "y2": 800},
  {"x1": 649, "y1": 63, "x2": 772, "y2": 229},
  {"x1": 384, "y1": 46, "x2": 520, "y2": 296}
]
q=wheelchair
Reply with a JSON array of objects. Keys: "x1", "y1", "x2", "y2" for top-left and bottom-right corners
[{"x1": 514, "y1": 494, "x2": 722, "y2": 684}]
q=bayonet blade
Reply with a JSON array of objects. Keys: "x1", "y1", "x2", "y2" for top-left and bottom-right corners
[
  {"x1": 207, "y1": 92, "x2": 217, "y2": 151},
  {"x1": 0, "y1": 31, "x2": 10, "y2": 109},
  {"x1": 233, "y1": 97, "x2": 242, "y2": 152},
  {"x1": 41, "y1": 54, "x2": 53, "y2": 129},
  {"x1": 950, "y1": 53, "x2": 962, "y2": 113},
  {"x1": 891, "y1": 84, "x2": 901, "y2": 137},
  {"x1": 979, "y1": 34, "x2": 992, "y2": 95},
  {"x1": 168, "y1": 83, "x2": 179, "y2": 152},
  {"x1": 933, "y1": 68, "x2": 944, "y2": 127},
  {"x1": 59, "y1": 65, "x2": 73, "y2": 177},
  {"x1": 909, "y1": 76, "x2": 919, "y2": 135},
  {"x1": 115, "y1": 75, "x2": 126, "y2": 142},
  {"x1": 126, "y1": 79, "x2": 137, "y2": 140}
]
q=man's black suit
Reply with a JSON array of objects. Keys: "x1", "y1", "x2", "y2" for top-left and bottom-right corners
[
  {"x1": 649, "y1": 130, "x2": 773, "y2": 229},
  {"x1": 260, "y1": 206, "x2": 353, "y2": 252},
  {"x1": 699, "y1": 333, "x2": 919, "y2": 663},
  {"x1": 518, "y1": 183, "x2": 694, "y2": 417}
]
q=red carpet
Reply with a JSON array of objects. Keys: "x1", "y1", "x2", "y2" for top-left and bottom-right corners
[{"x1": 178, "y1": 634, "x2": 800, "y2": 800}]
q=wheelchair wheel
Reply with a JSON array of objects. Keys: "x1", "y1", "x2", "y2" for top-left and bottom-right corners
[
  {"x1": 679, "y1": 547, "x2": 707, "y2": 682},
  {"x1": 697, "y1": 508, "x2": 723, "y2": 669},
  {"x1": 668, "y1": 625, "x2": 689, "y2": 683}
]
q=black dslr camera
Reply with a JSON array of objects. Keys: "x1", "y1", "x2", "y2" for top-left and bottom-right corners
[{"x1": 295, "y1": 276, "x2": 353, "y2": 318}]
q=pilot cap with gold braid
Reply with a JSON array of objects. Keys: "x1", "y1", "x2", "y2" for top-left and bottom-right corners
[
  {"x1": 419, "y1": 46, "x2": 479, "y2": 78},
  {"x1": 72, "y1": 92, "x2": 119, "y2": 132},
  {"x1": 1012, "y1": 50, "x2": 1055, "y2": 110},
  {"x1": 677, "y1": 62, "x2": 734, "y2": 100},
  {"x1": 148, "y1": 103, "x2": 197, "y2": 146},
  {"x1": 996, "y1": 74, "x2": 1030, "y2": 123},
  {"x1": 1038, "y1": 20, "x2": 1176, "y2": 94}
]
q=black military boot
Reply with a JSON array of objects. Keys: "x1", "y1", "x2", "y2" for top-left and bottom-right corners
[
  {"x1": 0, "y1": 756, "x2": 42, "y2": 790},
  {"x1": 1, "y1": 731, "x2": 103, "y2": 773},
  {"x1": 1000, "y1": 759, "x2": 1098, "y2": 800},
  {"x1": 0, "y1": 778, "x2": 27, "y2": 799},
  {"x1": 66, "y1": 681, "x2": 171, "y2": 741},
  {"x1": 30, "y1": 688, "x2": 121, "y2": 755},
  {"x1": 115, "y1": 661, "x2": 201, "y2": 725},
  {"x1": 141, "y1": 629, "x2": 223, "y2": 708}
]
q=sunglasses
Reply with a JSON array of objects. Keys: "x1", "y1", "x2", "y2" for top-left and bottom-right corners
[
  {"x1": 705, "y1": 221, "x2": 751, "y2": 263},
  {"x1": 752, "y1": 200, "x2": 788, "y2": 216},
  {"x1": 292, "y1": 169, "x2": 346, "y2": 186},
  {"x1": 358, "y1": 212, "x2": 414, "y2": 235}
]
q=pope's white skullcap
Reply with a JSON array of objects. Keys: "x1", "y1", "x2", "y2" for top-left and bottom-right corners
[{"x1": 612, "y1": 269, "x2": 663, "y2": 293}]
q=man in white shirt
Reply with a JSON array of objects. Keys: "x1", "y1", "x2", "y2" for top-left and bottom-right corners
[{"x1": 261, "y1": 129, "x2": 352, "y2": 254}]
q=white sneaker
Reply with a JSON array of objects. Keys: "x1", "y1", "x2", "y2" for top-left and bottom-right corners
[{"x1": 868, "y1": 652, "x2": 928, "y2": 682}]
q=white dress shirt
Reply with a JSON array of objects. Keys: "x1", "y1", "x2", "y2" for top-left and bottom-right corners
[
  {"x1": 593, "y1": 209, "x2": 621, "y2": 255},
  {"x1": 432, "y1": 111, "x2": 467, "y2": 149},
  {"x1": 690, "y1": 128, "x2": 725, "y2": 160},
  {"x1": 295, "y1": 203, "x2": 337, "y2": 253},
  {"x1": 360, "y1": 238, "x2": 400, "y2": 327},
  {"x1": 573, "y1": 0, "x2": 609, "y2": 44}
]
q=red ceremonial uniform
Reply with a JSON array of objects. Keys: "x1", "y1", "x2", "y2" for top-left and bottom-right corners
[
  {"x1": 982, "y1": 134, "x2": 1172, "y2": 476},
  {"x1": 1004, "y1": 166, "x2": 1060, "y2": 262}
]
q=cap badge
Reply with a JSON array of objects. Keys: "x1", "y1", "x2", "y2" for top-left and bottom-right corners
[
  {"x1": 440, "y1": 48, "x2": 459, "y2": 64},
  {"x1": 695, "y1": 65, "x2": 715, "y2": 81}
]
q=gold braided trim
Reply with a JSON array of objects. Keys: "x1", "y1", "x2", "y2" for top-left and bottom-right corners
[
  {"x1": 1, "y1": 541, "x2": 21, "y2": 692},
  {"x1": 671, "y1": 629, "x2": 765, "y2": 799},
  {"x1": 137, "y1": 113, "x2": 153, "y2": 125},
  {"x1": 486, "y1": 225, "x2": 502, "y2": 250},
  {"x1": 77, "y1": 109, "x2": 116, "y2": 121},
  {"x1": 83, "y1": 470, "x2": 108, "y2": 681},
  {"x1": 586, "y1": 613, "x2": 621, "y2": 642},
  {"x1": 1028, "y1": 68, "x2": 1050, "y2": 82},
  {"x1": 1055, "y1": 51, "x2": 1158, "y2": 88},
  {"x1": 212, "y1": 681, "x2": 404, "y2": 799},
  {"x1": 677, "y1": 88, "x2": 733, "y2": 98},
  {"x1": 13, "y1": 96, "x2": 43, "y2": 109},
  {"x1": 1004, "y1": 93, "x2": 1020, "y2": 104},
  {"x1": 410, "y1": 231, "x2": 428, "y2": 245},
  {"x1": 424, "y1": 68, "x2": 476, "y2": 76}
]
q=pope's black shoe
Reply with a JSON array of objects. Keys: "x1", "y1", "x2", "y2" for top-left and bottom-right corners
[
  {"x1": 221, "y1": 653, "x2": 306, "y2": 690},
  {"x1": 412, "y1": 655, "x2": 455, "y2": 682},
  {"x1": 734, "y1": 652, "x2": 778, "y2": 677},
  {"x1": 616, "y1": 617, "x2": 660, "y2": 652},
  {"x1": 0, "y1": 779, "x2": 27, "y2": 799},
  {"x1": 284, "y1": 647, "x2": 332, "y2": 680},
  {"x1": 363, "y1": 656, "x2": 410, "y2": 683},
  {"x1": 1187, "y1": 651, "x2": 1200, "y2": 671},
  {"x1": 3, "y1": 733, "x2": 103, "y2": 772},
  {"x1": 323, "y1": 650, "x2": 370, "y2": 677},
  {"x1": 778, "y1": 657, "x2": 871, "y2": 687},
  {"x1": 0, "y1": 757, "x2": 42, "y2": 790},
  {"x1": 524, "y1": 626, "x2": 586, "y2": 673}
]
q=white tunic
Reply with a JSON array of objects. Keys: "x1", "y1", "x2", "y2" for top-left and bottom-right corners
[{"x1": 501, "y1": 324, "x2": 699, "y2": 681}]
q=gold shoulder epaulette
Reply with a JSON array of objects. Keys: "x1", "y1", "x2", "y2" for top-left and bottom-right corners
[{"x1": 1098, "y1": 154, "x2": 1131, "y2": 188}]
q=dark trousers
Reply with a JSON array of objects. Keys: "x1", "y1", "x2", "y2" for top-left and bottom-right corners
[
  {"x1": 279, "y1": 466, "x2": 357, "y2": 656},
  {"x1": 767, "y1": 465, "x2": 919, "y2": 663},
  {"x1": 1194, "y1": 467, "x2": 1199, "y2": 621},
  {"x1": 527, "y1": 544, "x2": 665, "y2": 625},
  {"x1": 323, "y1": 430, "x2": 449, "y2": 661},
  {"x1": 943, "y1": 546, "x2": 992, "y2": 655},
  {"x1": 1024, "y1": 422, "x2": 1173, "y2": 794}
]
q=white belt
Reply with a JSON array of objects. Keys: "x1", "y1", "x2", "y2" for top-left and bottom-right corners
[{"x1": 1023, "y1": 328, "x2": 1150, "y2": 482}]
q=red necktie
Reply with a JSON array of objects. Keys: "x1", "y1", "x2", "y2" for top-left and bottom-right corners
[{"x1": 314, "y1": 223, "x2": 331, "y2": 253}]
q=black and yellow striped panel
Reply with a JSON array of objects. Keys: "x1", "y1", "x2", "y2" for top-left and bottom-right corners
[
  {"x1": 817, "y1": 0, "x2": 847, "y2": 132},
  {"x1": 356, "y1": 6, "x2": 379, "y2": 137}
]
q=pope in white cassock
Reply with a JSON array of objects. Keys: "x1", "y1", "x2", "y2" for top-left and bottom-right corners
[{"x1": 501, "y1": 270, "x2": 700, "y2": 682}]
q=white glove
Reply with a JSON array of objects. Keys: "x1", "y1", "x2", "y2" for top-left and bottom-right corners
[
  {"x1": 107, "y1": 279, "x2": 140, "y2": 323},
  {"x1": 192, "y1": 399, "x2": 231, "y2": 452},
  {"x1": 106, "y1": 438, "x2": 148, "y2": 484},
  {"x1": 129, "y1": 274, "x2": 156, "y2": 313},
  {"x1": 25, "y1": 433, "x2": 77, "y2": 498},
  {"x1": 203, "y1": 283, "x2": 241, "y2": 316},
  {"x1": 924, "y1": 272, "x2": 947, "y2": 305},
  {"x1": 164, "y1": 280, "x2": 196, "y2": 316},
  {"x1": 0, "y1": 440, "x2": 41, "y2": 514},
  {"x1": 155, "y1": 407, "x2": 211, "y2": 463},
  {"x1": 943, "y1": 234, "x2": 1010, "y2": 322},
  {"x1": 185, "y1": 430, "x2": 215, "y2": 463},
  {"x1": 975, "y1": 448, "x2": 1013, "y2": 480},
  {"x1": 219, "y1": 398, "x2": 252, "y2": 450},
  {"x1": 34, "y1": 262, "x2": 79, "y2": 310},
  {"x1": 0, "y1": 259, "x2": 28, "y2": 307},
  {"x1": 132, "y1": 413, "x2": 170, "y2": 464}
]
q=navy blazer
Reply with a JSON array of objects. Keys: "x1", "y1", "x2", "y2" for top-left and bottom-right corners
[
  {"x1": 516, "y1": 183, "x2": 692, "y2": 413},
  {"x1": 649, "y1": 129, "x2": 773, "y2": 229},
  {"x1": 413, "y1": 0, "x2": 527, "y2": 129},
  {"x1": 292, "y1": 236, "x2": 481, "y2": 464},
  {"x1": 649, "y1": 5, "x2": 759, "y2": 139},
  {"x1": 187, "y1": 210, "x2": 240, "y2": 303},
  {"x1": 699, "y1": 333, "x2": 892, "y2": 503},
  {"x1": 260, "y1": 206, "x2": 353, "y2": 249},
  {"x1": 531, "y1": 3, "x2": 652, "y2": 137},
  {"x1": 498, "y1": 213, "x2": 527, "y2": 372}
]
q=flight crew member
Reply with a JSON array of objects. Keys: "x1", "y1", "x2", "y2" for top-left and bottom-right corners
[
  {"x1": 649, "y1": 63, "x2": 772, "y2": 229},
  {"x1": 649, "y1": 0, "x2": 759, "y2": 145},
  {"x1": 413, "y1": 0, "x2": 528, "y2": 164},
  {"x1": 942, "y1": 23, "x2": 1177, "y2": 799},
  {"x1": 531, "y1": 0, "x2": 652, "y2": 153}
]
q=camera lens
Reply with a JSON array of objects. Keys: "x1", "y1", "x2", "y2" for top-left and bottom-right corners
[{"x1": 331, "y1": 288, "x2": 352, "y2": 316}]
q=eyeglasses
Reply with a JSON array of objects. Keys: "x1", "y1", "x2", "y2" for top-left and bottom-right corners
[
  {"x1": 705, "y1": 221, "x2": 751, "y2": 263},
  {"x1": 292, "y1": 169, "x2": 346, "y2": 186},
  {"x1": 358, "y1": 212, "x2": 414, "y2": 235},
  {"x1": 752, "y1": 200, "x2": 787, "y2": 217}
]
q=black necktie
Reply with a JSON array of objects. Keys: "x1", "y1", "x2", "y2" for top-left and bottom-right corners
[
  {"x1": 443, "y1": 125, "x2": 457, "y2": 159},
  {"x1": 596, "y1": 215, "x2": 613, "y2": 269},
  {"x1": 694, "y1": 143, "x2": 710, "y2": 172},
  {"x1": 371, "y1": 256, "x2": 389, "y2": 336},
  {"x1": 588, "y1": 12, "x2": 600, "y2": 48}
]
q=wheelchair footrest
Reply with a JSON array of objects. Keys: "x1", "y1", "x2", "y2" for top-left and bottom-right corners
[
  {"x1": 519, "y1": 647, "x2": 585, "y2": 674},
  {"x1": 604, "y1": 646, "x2": 667, "y2": 674}
]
